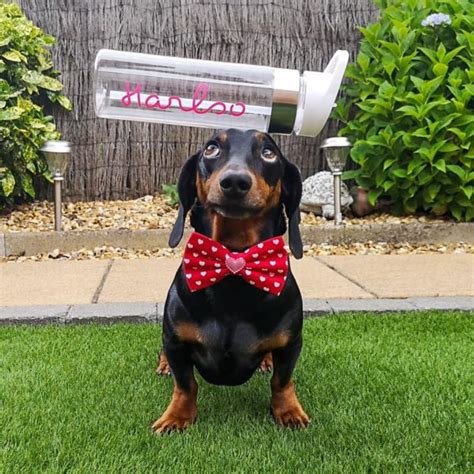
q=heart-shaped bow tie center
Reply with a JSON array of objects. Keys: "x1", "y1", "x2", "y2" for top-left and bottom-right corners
[{"x1": 225, "y1": 255, "x2": 246, "y2": 274}]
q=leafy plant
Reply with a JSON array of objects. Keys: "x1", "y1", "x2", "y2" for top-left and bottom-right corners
[
  {"x1": 0, "y1": 3, "x2": 71, "y2": 208},
  {"x1": 334, "y1": 0, "x2": 473, "y2": 221},
  {"x1": 161, "y1": 183, "x2": 179, "y2": 207}
]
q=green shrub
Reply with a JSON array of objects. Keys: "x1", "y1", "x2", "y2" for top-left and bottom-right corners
[
  {"x1": 161, "y1": 183, "x2": 179, "y2": 207},
  {"x1": 334, "y1": 0, "x2": 473, "y2": 221},
  {"x1": 0, "y1": 3, "x2": 71, "y2": 208}
]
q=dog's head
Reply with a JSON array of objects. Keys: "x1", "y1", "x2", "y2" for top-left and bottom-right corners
[{"x1": 169, "y1": 129, "x2": 303, "y2": 258}]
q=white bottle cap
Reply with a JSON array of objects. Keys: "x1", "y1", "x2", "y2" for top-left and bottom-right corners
[{"x1": 294, "y1": 50, "x2": 349, "y2": 137}]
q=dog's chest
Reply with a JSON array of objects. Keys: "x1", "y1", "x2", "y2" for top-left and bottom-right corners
[
  {"x1": 199, "y1": 317, "x2": 260, "y2": 354},
  {"x1": 189, "y1": 318, "x2": 261, "y2": 385}
]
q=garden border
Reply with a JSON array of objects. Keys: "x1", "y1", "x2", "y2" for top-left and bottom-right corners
[
  {"x1": 1, "y1": 222, "x2": 473, "y2": 257},
  {"x1": 0, "y1": 297, "x2": 472, "y2": 325}
]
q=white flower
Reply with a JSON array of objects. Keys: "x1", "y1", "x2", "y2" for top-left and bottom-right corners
[{"x1": 421, "y1": 13, "x2": 452, "y2": 27}]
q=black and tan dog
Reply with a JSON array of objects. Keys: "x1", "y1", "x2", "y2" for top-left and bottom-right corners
[{"x1": 152, "y1": 129, "x2": 309, "y2": 433}]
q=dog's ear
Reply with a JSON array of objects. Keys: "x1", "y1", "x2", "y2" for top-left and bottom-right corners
[
  {"x1": 281, "y1": 160, "x2": 303, "y2": 259},
  {"x1": 169, "y1": 151, "x2": 200, "y2": 248}
]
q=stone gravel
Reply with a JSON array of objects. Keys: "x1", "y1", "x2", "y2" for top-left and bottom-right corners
[
  {"x1": 1, "y1": 195, "x2": 469, "y2": 262},
  {"x1": 1, "y1": 194, "x2": 451, "y2": 233},
  {"x1": 0, "y1": 194, "x2": 178, "y2": 233},
  {"x1": 1, "y1": 241, "x2": 471, "y2": 263}
]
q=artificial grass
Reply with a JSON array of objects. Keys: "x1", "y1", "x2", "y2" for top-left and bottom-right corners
[{"x1": 1, "y1": 311, "x2": 472, "y2": 473}]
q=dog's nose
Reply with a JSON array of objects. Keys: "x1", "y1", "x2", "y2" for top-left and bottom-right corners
[{"x1": 219, "y1": 171, "x2": 252, "y2": 198}]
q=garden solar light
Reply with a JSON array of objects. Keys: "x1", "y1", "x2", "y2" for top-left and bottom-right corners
[
  {"x1": 320, "y1": 137, "x2": 351, "y2": 226},
  {"x1": 40, "y1": 140, "x2": 71, "y2": 232}
]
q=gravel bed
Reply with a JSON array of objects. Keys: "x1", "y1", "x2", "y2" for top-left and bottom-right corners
[
  {"x1": 0, "y1": 194, "x2": 451, "y2": 233},
  {"x1": 1, "y1": 241, "x2": 472, "y2": 263},
  {"x1": 1, "y1": 195, "x2": 468, "y2": 262},
  {"x1": 0, "y1": 195, "x2": 178, "y2": 233}
]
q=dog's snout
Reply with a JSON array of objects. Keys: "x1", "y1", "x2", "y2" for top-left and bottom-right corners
[{"x1": 219, "y1": 171, "x2": 252, "y2": 198}]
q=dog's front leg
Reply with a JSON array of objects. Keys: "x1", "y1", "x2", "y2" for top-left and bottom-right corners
[
  {"x1": 151, "y1": 341, "x2": 198, "y2": 433},
  {"x1": 270, "y1": 336, "x2": 310, "y2": 428}
]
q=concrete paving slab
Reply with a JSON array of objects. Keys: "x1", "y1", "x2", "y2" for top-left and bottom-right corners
[
  {"x1": 0, "y1": 260, "x2": 108, "y2": 306},
  {"x1": 291, "y1": 257, "x2": 373, "y2": 299},
  {"x1": 66, "y1": 302, "x2": 158, "y2": 323},
  {"x1": 407, "y1": 296, "x2": 474, "y2": 311},
  {"x1": 0, "y1": 297, "x2": 472, "y2": 325},
  {"x1": 98, "y1": 258, "x2": 180, "y2": 303},
  {"x1": 3, "y1": 228, "x2": 187, "y2": 257},
  {"x1": 302, "y1": 298, "x2": 333, "y2": 316},
  {"x1": 318, "y1": 255, "x2": 474, "y2": 298},
  {"x1": 328, "y1": 298, "x2": 415, "y2": 313},
  {"x1": 100, "y1": 255, "x2": 372, "y2": 303},
  {"x1": 0, "y1": 304, "x2": 70, "y2": 325},
  {"x1": 100, "y1": 256, "x2": 370, "y2": 303}
]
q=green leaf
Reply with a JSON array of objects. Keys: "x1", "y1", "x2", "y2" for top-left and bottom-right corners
[
  {"x1": 0, "y1": 36, "x2": 11, "y2": 47},
  {"x1": 397, "y1": 105, "x2": 418, "y2": 118},
  {"x1": 383, "y1": 62, "x2": 396, "y2": 76},
  {"x1": 0, "y1": 106, "x2": 22, "y2": 121},
  {"x1": 450, "y1": 203, "x2": 463, "y2": 221},
  {"x1": 444, "y1": 45, "x2": 466, "y2": 64},
  {"x1": 26, "y1": 161, "x2": 36, "y2": 174},
  {"x1": 466, "y1": 207, "x2": 474, "y2": 222},
  {"x1": 418, "y1": 47, "x2": 437, "y2": 63},
  {"x1": 2, "y1": 171, "x2": 15, "y2": 196},
  {"x1": 37, "y1": 76, "x2": 64, "y2": 92},
  {"x1": 433, "y1": 63, "x2": 448, "y2": 77},
  {"x1": 439, "y1": 143, "x2": 460, "y2": 153},
  {"x1": 342, "y1": 169, "x2": 360, "y2": 180},
  {"x1": 383, "y1": 159, "x2": 396, "y2": 171},
  {"x1": 461, "y1": 186, "x2": 473, "y2": 200},
  {"x1": 22, "y1": 70, "x2": 44, "y2": 85},
  {"x1": 357, "y1": 53, "x2": 370, "y2": 73},
  {"x1": 446, "y1": 165, "x2": 465, "y2": 179},
  {"x1": 392, "y1": 168, "x2": 407, "y2": 178},
  {"x1": 368, "y1": 189, "x2": 382, "y2": 206},
  {"x1": 57, "y1": 95, "x2": 72, "y2": 111},
  {"x1": 2, "y1": 50, "x2": 26, "y2": 62},
  {"x1": 427, "y1": 183, "x2": 441, "y2": 201},
  {"x1": 21, "y1": 174, "x2": 35, "y2": 198},
  {"x1": 436, "y1": 43, "x2": 446, "y2": 62},
  {"x1": 378, "y1": 81, "x2": 396, "y2": 99},
  {"x1": 433, "y1": 160, "x2": 446, "y2": 173}
]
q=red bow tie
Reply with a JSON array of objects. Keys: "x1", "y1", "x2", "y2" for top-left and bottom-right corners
[{"x1": 182, "y1": 232, "x2": 289, "y2": 296}]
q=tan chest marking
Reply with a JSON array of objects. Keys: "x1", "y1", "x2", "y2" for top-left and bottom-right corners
[
  {"x1": 175, "y1": 322, "x2": 205, "y2": 344},
  {"x1": 253, "y1": 330, "x2": 291, "y2": 353}
]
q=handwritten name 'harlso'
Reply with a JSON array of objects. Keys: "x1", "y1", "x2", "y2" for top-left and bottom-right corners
[{"x1": 121, "y1": 81, "x2": 247, "y2": 116}]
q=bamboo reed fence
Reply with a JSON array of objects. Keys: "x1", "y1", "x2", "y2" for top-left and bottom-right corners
[{"x1": 19, "y1": 0, "x2": 378, "y2": 200}]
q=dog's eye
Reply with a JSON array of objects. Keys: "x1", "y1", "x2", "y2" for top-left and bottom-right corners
[
  {"x1": 261, "y1": 147, "x2": 276, "y2": 161},
  {"x1": 204, "y1": 143, "x2": 220, "y2": 158}
]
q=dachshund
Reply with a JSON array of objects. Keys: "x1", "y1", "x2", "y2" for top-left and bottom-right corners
[{"x1": 152, "y1": 129, "x2": 309, "y2": 433}]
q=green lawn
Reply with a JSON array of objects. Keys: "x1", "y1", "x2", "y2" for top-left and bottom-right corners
[{"x1": 1, "y1": 311, "x2": 472, "y2": 473}]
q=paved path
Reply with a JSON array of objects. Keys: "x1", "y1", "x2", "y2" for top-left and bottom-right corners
[{"x1": 1, "y1": 254, "x2": 473, "y2": 323}]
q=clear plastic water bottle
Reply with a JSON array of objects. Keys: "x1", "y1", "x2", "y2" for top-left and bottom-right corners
[{"x1": 94, "y1": 49, "x2": 348, "y2": 137}]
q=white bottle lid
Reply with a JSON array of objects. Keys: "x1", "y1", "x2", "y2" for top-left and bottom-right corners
[{"x1": 294, "y1": 50, "x2": 349, "y2": 137}]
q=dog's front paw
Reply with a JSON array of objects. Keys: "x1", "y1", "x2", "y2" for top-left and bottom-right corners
[
  {"x1": 155, "y1": 351, "x2": 172, "y2": 376},
  {"x1": 151, "y1": 411, "x2": 196, "y2": 433},
  {"x1": 271, "y1": 403, "x2": 310, "y2": 429},
  {"x1": 257, "y1": 352, "x2": 273, "y2": 373}
]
